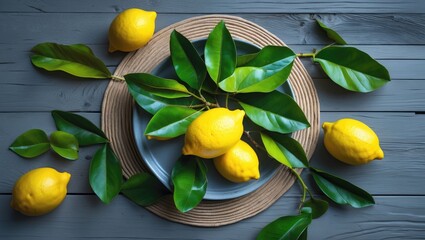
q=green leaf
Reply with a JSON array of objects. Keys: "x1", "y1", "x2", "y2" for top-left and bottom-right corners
[
  {"x1": 121, "y1": 172, "x2": 169, "y2": 206},
  {"x1": 311, "y1": 168, "x2": 375, "y2": 208},
  {"x1": 260, "y1": 132, "x2": 309, "y2": 168},
  {"x1": 205, "y1": 21, "x2": 236, "y2": 83},
  {"x1": 30, "y1": 42, "x2": 111, "y2": 79},
  {"x1": 171, "y1": 155, "x2": 207, "y2": 213},
  {"x1": 170, "y1": 30, "x2": 206, "y2": 89},
  {"x1": 9, "y1": 129, "x2": 50, "y2": 158},
  {"x1": 126, "y1": 80, "x2": 201, "y2": 115},
  {"x1": 145, "y1": 106, "x2": 202, "y2": 139},
  {"x1": 302, "y1": 198, "x2": 329, "y2": 219},
  {"x1": 298, "y1": 229, "x2": 308, "y2": 240},
  {"x1": 50, "y1": 131, "x2": 79, "y2": 160},
  {"x1": 52, "y1": 110, "x2": 108, "y2": 146},
  {"x1": 316, "y1": 19, "x2": 347, "y2": 45},
  {"x1": 89, "y1": 144, "x2": 123, "y2": 204},
  {"x1": 237, "y1": 52, "x2": 258, "y2": 67},
  {"x1": 125, "y1": 73, "x2": 192, "y2": 99},
  {"x1": 314, "y1": 46, "x2": 390, "y2": 92},
  {"x1": 220, "y1": 46, "x2": 295, "y2": 93},
  {"x1": 256, "y1": 212, "x2": 312, "y2": 240},
  {"x1": 260, "y1": 132, "x2": 291, "y2": 168},
  {"x1": 237, "y1": 91, "x2": 310, "y2": 134}
]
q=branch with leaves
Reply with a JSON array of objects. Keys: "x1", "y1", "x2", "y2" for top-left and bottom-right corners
[{"x1": 9, "y1": 19, "x2": 389, "y2": 239}]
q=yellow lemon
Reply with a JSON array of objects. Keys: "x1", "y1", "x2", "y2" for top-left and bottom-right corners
[
  {"x1": 322, "y1": 118, "x2": 384, "y2": 165},
  {"x1": 214, "y1": 140, "x2": 260, "y2": 183},
  {"x1": 182, "y1": 108, "x2": 245, "y2": 159},
  {"x1": 108, "y1": 8, "x2": 157, "y2": 52},
  {"x1": 11, "y1": 167, "x2": 71, "y2": 216}
]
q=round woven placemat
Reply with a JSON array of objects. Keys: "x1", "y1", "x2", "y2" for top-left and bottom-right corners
[{"x1": 101, "y1": 15, "x2": 320, "y2": 227}]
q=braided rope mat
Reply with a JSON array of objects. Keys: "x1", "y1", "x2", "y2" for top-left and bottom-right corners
[{"x1": 101, "y1": 15, "x2": 320, "y2": 227}]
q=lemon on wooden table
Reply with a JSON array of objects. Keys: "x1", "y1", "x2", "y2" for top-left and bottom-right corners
[
  {"x1": 214, "y1": 140, "x2": 260, "y2": 183},
  {"x1": 108, "y1": 8, "x2": 157, "y2": 52},
  {"x1": 182, "y1": 108, "x2": 245, "y2": 159},
  {"x1": 322, "y1": 118, "x2": 384, "y2": 165},
  {"x1": 11, "y1": 167, "x2": 71, "y2": 216}
]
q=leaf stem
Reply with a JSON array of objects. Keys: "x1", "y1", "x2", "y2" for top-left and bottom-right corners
[
  {"x1": 296, "y1": 52, "x2": 315, "y2": 58},
  {"x1": 187, "y1": 92, "x2": 219, "y2": 109},
  {"x1": 111, "y1": 75, "x2": 125, "y2": 82},
  {"x1": 189, "y1": 104, "x2": 208, "y2": 109},
  {"x1": 290, "y1": 168, "x2": 313, "y2": 209},
  {"x1": 244, "y1": 131, "x2": 266, "y2": 152},
  {"x1": 225, "y1": 94, "x2": 229, "y2": 108}
]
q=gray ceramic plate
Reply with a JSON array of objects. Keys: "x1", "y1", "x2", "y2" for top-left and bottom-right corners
[{"x1": 132, "y1": 39, "x2": 293, "y2": 200}]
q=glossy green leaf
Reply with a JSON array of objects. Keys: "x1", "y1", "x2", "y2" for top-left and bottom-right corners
[
  {"x1": 121, "y1": 172, "x2": 169, "y2": 206},
  {"x1": 243, "y1": 46, "x2": 295, "y2": 70},
  {"x1": 171, "y1": 155, "x2": 207, "y2": 213},
  {"x1": 9, "y1": 129, "x2": 50, "y2": 158},
  {"x1": 145, "y1": 106, "x2": 202, "y2": 139},
  {"x1": 237, "y1": 91, "x2": 310, "y2": 134},
  {"x1": 218, "y1": 67, "x2": 264, "y2": 93},
  {"x1": 220, "y1": 46, "x2": 295, "y2": 93},
  {"x1": 205, "y1": 21, "x2": 236, "y2": 83},
  {"x1": 125, "y1": 73, "x2": 191, "y2": 99},
  {"x1": 314, "y1": 46, "x2": 390, "y2": 92},
  {"x1": 52, "y1": 110, "x2": 108, "y2": 146},
  {"x1": 50, "y1": 131, "x2": 79, "y2": 160},
  {"x1": 302, "y1": 198, "x2": 329, "y2": 219},
  {"x1": 316, "y1": 19, "x2": 347, "y2": 45},
  {"x1": 170, "y1": 30, "x2": 206, "y2": 89},
  {"x1": 260, "y1": 132, "x2": 309, "y2": 168},
  {"x1": 126, "y1": 80, "x2": 201, "y2": 115},
  {"x1": 260, "y1": 132, "x2": 291, "y2": 168},
  {"x1": 89, "y1": 144, "x2": 123, "y2": 204},
  {"x1": 30, "y1": 42, "x2": 111, "y2": 79},
  {"x1": 237, "y1": 52, "x2": 258, "y2": 67},
  {"x1": 256, "y1": 212, "x2": 312, "y2": 240},
  {"x1": 311, "y1": 168, "x2": 375, "y2": 208}
]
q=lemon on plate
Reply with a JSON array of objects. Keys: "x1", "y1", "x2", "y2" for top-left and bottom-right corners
[
  {"x1": 11, "y1": 167, "x2": 71, "y2": 216},
  {"x1": 322, "y1": 118, "x2": 384, "y2": 165},
  {"x1": 108, "y1": 8, "x2": 157, "y2": 52},
  {"x1": 214, "y1": 140, "x2": 260, "y2": 183},
  {"x1": 182, "y1": 108, "x2": 245, "y2": 159}
]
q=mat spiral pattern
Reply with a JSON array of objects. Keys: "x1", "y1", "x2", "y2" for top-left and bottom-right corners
[{"x1": 102, "y1": 15, "x2": 320, "y2": 227}]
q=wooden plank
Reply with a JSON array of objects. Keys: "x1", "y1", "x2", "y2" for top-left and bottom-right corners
[
  {"x1": 0, "y1": 195, "x2": 424, "y2": 239},
  {"x1": 3, "y1": 44, "x2": 424, "y2": 71},
  {"x1": 1, "y1": 13, "x2": 424, "y2": 45},
  {"x1": 0, "y1": 71, "x2": 423, "y2": 112},
  {"x1": 1, "y1": 112, "x2": 424, "y2": 195},
  {"x1": 3, "y1": 58, "x2": 423, "y2": 80},
  {"x1": 3, "y1": 44, "x2": 425, "y2": 76},
  {"x1": 0, "y1": 71, "x2": 110, "y2": 112},
  {"x1": 1, "y1": 0, "x2": 424, "y2": 14},
  {"x1": 301, "y1": 59, "x2": 425, "y2": 80},
  {"x1": 315, "y1": 79, "x2": 425, "y2": 112}
]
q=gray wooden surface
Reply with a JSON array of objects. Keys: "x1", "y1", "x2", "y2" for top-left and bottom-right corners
[{"x1": 1, "y1": 1, "x2": 424, "y2": 239}]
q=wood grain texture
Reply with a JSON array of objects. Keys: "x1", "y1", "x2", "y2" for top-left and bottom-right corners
[
  {"x1": 0, "y1": 195, "x2": 424, "y2": 240},
  {"x1": 1, "y1": 112, "x2": 424, "y2": 195},
  {"x1": 0, "y1": 74, "x2": 422, "y2": 112},
  {"x1": 1, "y1": 0, "x2": 424, "y2": 238},
  {"x1": 2, "y1": 44, "x2": 424, "y2": 70},
  {"x1": 1, "y1": 0, "x2": 424, "y2": 14},
  {"x1": 1, "y1": 13, "x2": 424, "y2": 45}
]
